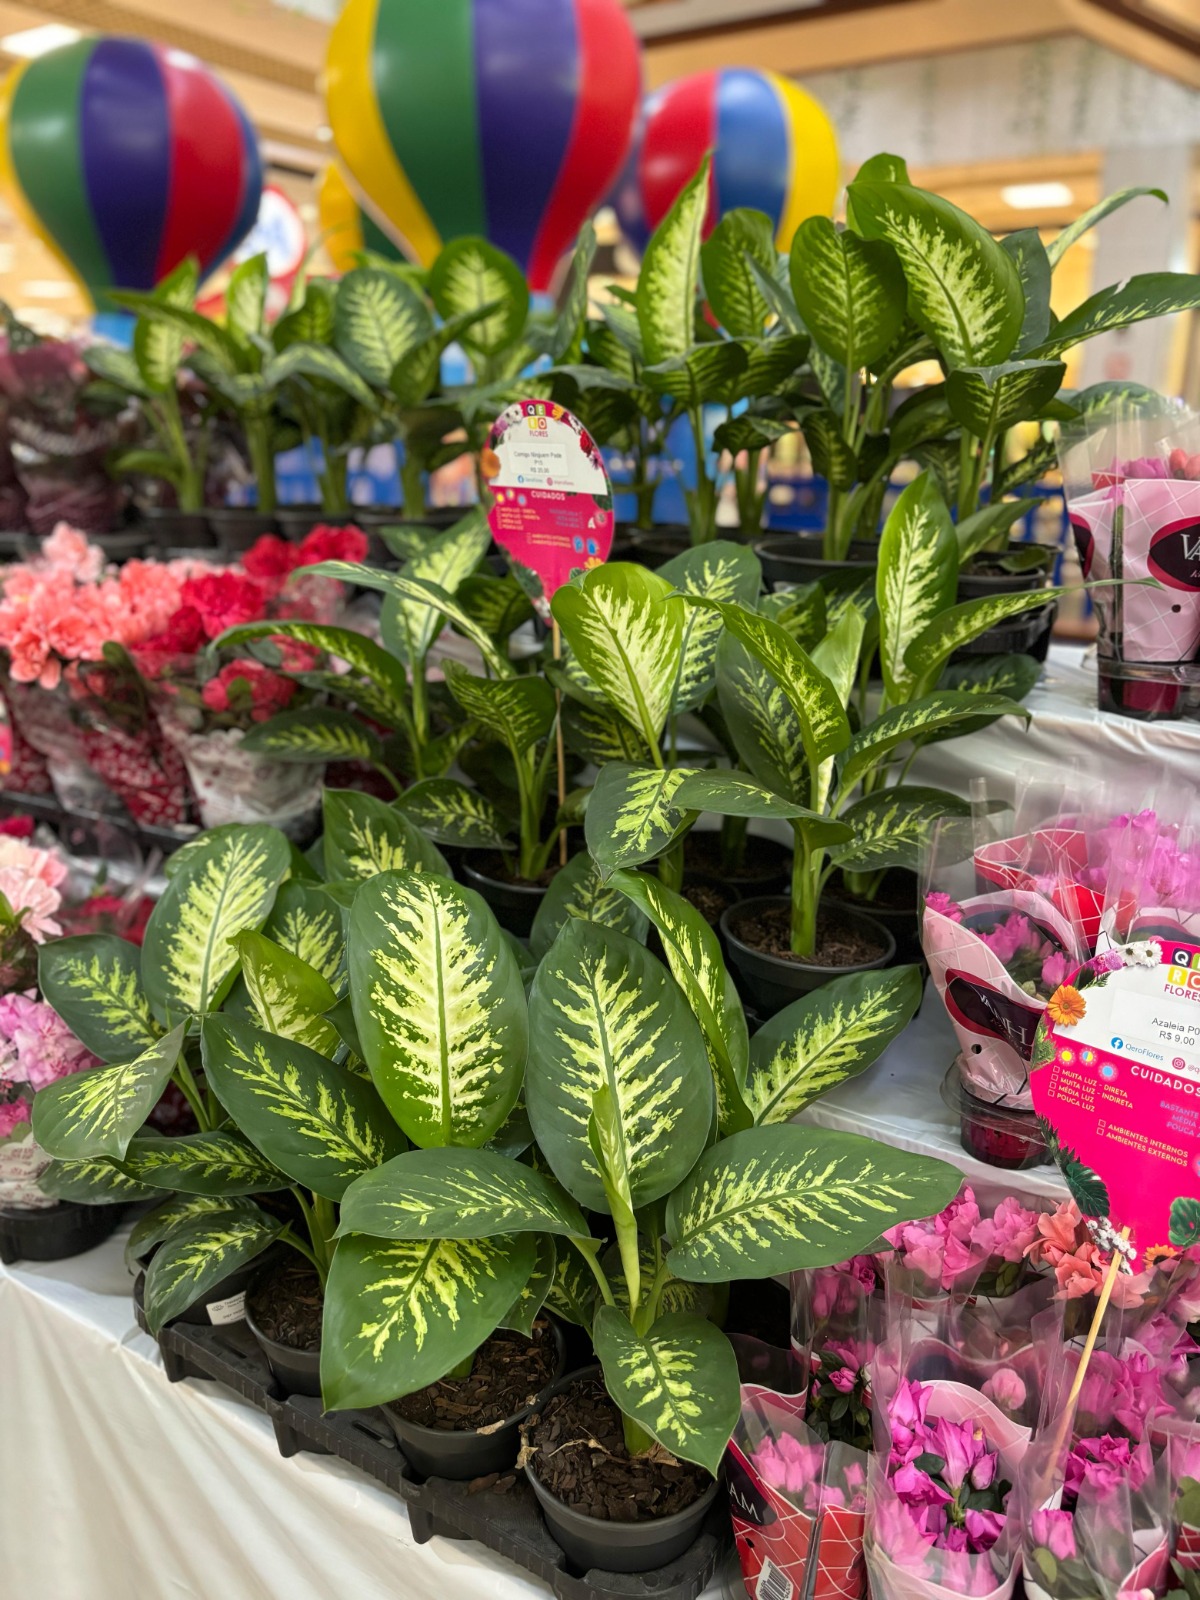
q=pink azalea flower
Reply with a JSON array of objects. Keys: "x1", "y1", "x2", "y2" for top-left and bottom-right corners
[
  {"x1": 925, "y1": 892, "x2": 964, "y2": 923},
  {"x1": 1042, "y1": 950, "x2": 1072, "y2": 989},
  {"x1": 1031, "y1": 1508, "x2": 1076, "y2": 1561},
  {"x1": 0, "y1": 1097, "x2": 31, "y2": 1137},
  {"x1": 981, "y1": 1368, "x2": 1026, "y2": 1413}
]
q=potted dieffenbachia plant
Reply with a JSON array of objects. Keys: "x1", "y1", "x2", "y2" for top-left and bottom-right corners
[{"x1": 327, "y1": 888, "x2": 959, "y2": 1571}]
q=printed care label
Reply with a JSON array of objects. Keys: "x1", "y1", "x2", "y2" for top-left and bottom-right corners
[
  {"x1": 482, "y1": 399, "x2": 613, "y2": 618},
  {"x1": 206, "y1": 1292, "x2": 247, "y2": 1326},
  {"x1": 1032, "y1": 939, "x2": 1200, "y2": 1252}
]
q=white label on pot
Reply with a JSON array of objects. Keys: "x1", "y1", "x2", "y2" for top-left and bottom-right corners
[
  {"x1": 207, "y1": 1292, "x2": 246, "y2": 1326},
  {"x1": 756, "y1": 1559, "x2": 794, "y2": 1600}
]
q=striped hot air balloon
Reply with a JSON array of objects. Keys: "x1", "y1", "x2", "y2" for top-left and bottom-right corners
[
  {"x1": 614, "y1": 69, "x2": 839, "y2": 254},
  {"x1": 324, "y1": 0, "x2": 642, "y2": 292},
  {"x1": 317, "y1": 162, "x2": 405, "y2": 276},
  {"x1": 0, "y1": 37, "x2": 262, "y2": 311}
]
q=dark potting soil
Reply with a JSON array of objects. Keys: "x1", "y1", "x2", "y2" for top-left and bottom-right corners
[
  {"x1": 527, "y1": 1374, "x2": 712, "y2": 1523},
  {"x1": 731, "y1": 904, "x2": 886, "y2": 968},
  {"x1": 390, "y1": 1319, "x2": 558, "y2": 1432},
  {"x1": 687, "y1": 832, "x2": 785, "y2": 882},
  {"x1": 476, "y1": 852, "x2": 563, "y2": 891},
  {"x1": 248, "y1": 1258, "x2": 323, "y2": 1352},
  {"x1": 682, "y1": 879, "x2": 737, "y2": 925}
]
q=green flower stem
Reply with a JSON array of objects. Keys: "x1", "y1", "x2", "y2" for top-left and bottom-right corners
[
  {"x1": 720, "y1": 813, "x2": 748, "y2": 874},
  {"x1": 372, "y1": 762, "x2": 405, "y2": 798},
  {"x1": 790, "y1": 821, "x2": 822, "y2": 959},
  {"x1": 279, "y1": 1225, "x2": 323, "y2": 1277},
  {"x1": 172, "y1": 1058, "x2": 211, "y2": 1132},
  {"x1": 447, "y1": 1352, "x2": 475, "y2": 1380},
  {"x1": 244, "y1": 412, "x2": 277, "y2": 514},
  {"x1": 622, "y1": 1410, "x2": 658, "y2": 1459},
  {"x1": 657, "y1": 840, "x2": 685, "y2": 892},
  {"x1": 685, "y1": 407, "x2": 717, "y2": 545},
  {"x1": 399, "y1": 445, "x2": 426, "y2": 520},
  {"x1": 573, "y1": 1240, "x2": 616, "y2": 1310}
]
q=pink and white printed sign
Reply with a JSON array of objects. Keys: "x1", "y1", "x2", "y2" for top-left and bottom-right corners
[
  {"x1": 482, "y1": 399, "x2": 613, "y2": 619},
  {"x1": 1031, "y1": 937, "x2": 1200, "y2": 1253}
]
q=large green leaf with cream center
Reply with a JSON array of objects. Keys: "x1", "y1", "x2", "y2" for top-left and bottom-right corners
[
  {"x1": 674, "y1": 771, "x2": 848, "y2": 838},
  {"x1": 716, "y1": 634, "x2": 809, "y2": 807},
  {"x1": 638, "y1": 158, "x2": 710, "y2": 367},
  {"x1": 831, "y1": 785, "x2": 970, "y2": 873},
  {"x1": 585, "y1": 763, "x2": 695, "y2": 874},
  {"x1": 124, "y1": 1195, "x2": 260, "y2": 1272},
  {"x1": 201, "y1": 1016, "x2": 405, "y2": 1200},
  {"x1": 322, "y1": 789, "x2": 448, "y2": 882},
  {"x1": 1030, "y1": 272, "x2": 1200, "y2": 359},
  {"x1": 945, "y1": 359, "x2": 1066, "y2": 439},
  {"x1": 38, "y1": 934, "x2": 160, "y2": 1062},
  {"x1": 658, "y1": 541, "x2": 762, "y2": 716},
  {"x1": 593, "y1": 1307, "x2": 741, "y2": 1476},
  {"x1": 701, "y1": 208, "x2": 775, "y2": 338},
  {"x1": 848, "y1": 181, "x2": 1024, "y2": 368},
  {"x1": 334, "y1": 266, "x2": 433, "y2": 387},
  {"x1": 666, "y1": 1124, "x2": 962, "y2": 1281},
  {"x1": 263, "y1": 882, "x2": 346, "y2": 992},
  {"x1": 561, "y1": 695, "x2": 650, "y2": 766},
  {"x1": 429, "y1": 235, "x2": 528, "y2": 362},
  {"x1": 141, "y1": 825, "x2": 291, "y2": 1023},
  {"x1": 305, "y1": 562, "x2": 508, "y2": 677},
  {"x1": 543, "y1": 1239, "x2": 600, "y2": 1328},
  {"x1": 217, "y1": 620, "x2": 411, "y2": 730},
  {"x1": 552, "y1": 565, "x2": 684, "y2": 751},
  {"x1": 905, "y1": 587, "x2": 1066, "y2": 690},
  {"x1": 839, "y1": 692, "x2": 1030, "y2": 792},
  {"x1": 745, "y1": 967, "x2": 923, "y2": 1125},
  {"x1": 143, "y1": 1210, "x2": 285, "y2": 1336},
  {"x1": 235, "y1": 930, "x2": 339, "y2": 1056},
  {"x1": 610, "y1": 871, "x2": 751, "y2": 1136},
  {"x1": 337, "y1": 1145, "x2": 588, "y2": 1241},
  {"x1": 526, "y1": 921, "x2": 713, "y2": 1214},
  {"x1": 444, "y1": 663, "x2": 555, "y2": 755},
  {"x1": 789, "y1": 215, "x2": 906, "y2": 371},
  {"x1": 120, "y1": 1130, "x2": 290, "y2": 1196},
  {"x1": 38, "y1": 1155, "x2": 159, "y2": 1205},
  {"x1": 348, "y1": 870, "x2": 526, "y2": 1148},
  {"x1": 382, "y1": 511, "x2": 492, "y2": 665},
  {"x1": 395, "y1": 778, "x2": 511, "y2": 851},
  {"x1": 321, "y1": 1231, "x2": 536, "y2": 1410},
  {"x1": 529, "y1": 850, "x2": 649, "y2": 961},
  {"x1": 32, "y1": 1023, "x2": 186, "y2": 1160},
  {"x1": 240, "y1": 709, "x2": 383, "y2": 767},
  {"x1": 876, "y1": 473, "x2": 958, "y2": 705}
]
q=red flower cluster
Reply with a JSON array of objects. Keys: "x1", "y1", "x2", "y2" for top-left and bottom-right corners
[
  {"x1": 242, "y1": 524, "x2": 368, "y2": 597},
  {"x1": 201, "y1": 658, "x2": 298, "y2": 722}
]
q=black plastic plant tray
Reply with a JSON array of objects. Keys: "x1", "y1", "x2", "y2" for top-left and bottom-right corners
[{"x1": 133, "y1": 1291, "x2": 729, "y2": 1600}]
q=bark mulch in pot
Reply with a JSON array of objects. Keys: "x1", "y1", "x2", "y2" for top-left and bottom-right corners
[
  {"x1": 730, "y1": 904, "x2": 887, "y2": 967},
  {"x1": 527, "y1": 1373, "x2": 712, "y2": 1522},
  {"x1": 247, "y1": 1258, "x2": 323, "y2": 1351},
  {"x1": 475, "y1": 852, "x2": 563, "y2": 890},
  {"x1": 391, "y1": 1319, "x2": 558, "y2": 1432},
  {"x1": 681, "y1": 879, "x2": 738, "y2": 926}
]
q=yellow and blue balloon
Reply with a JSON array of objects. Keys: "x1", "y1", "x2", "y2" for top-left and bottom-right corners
[
  {"x1": 0, "y1": 37, "x2": 262, "y2": 311},
  {"x1": 612, "y1": 69, "x2": 839, "y2": 255},
  {"x1": 324, "y1": 0, "x2": 642, "y2": 292}
]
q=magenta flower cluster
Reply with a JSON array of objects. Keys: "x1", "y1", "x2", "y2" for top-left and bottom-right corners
[{"x1": 0, "y1": 992, "x2": 98, "y2": 1137}]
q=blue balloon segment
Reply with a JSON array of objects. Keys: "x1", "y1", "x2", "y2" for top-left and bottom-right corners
[
  {"x1": 80, "y1": 38, "x2": 169, "y2": 289},
  {"x1": 217, "y1": 99, "x2": 265, "y2": 267},
  {"x1": 714, "y1": 68, "x2": 787, "y2": 232}
]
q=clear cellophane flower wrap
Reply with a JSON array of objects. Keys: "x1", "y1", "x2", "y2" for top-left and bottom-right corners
[
  {"x1": 1, "y1": 675, "x2": 122, "y2": 817},
  {"x1": 1060, "y1": 401, "x2": 1200, "y2": 719},
  {"x1": 792, "y1": 1255, "x2": 886, "y2": 1456},
  {"x1": 864, "y1": 1325, "x2": 1033, "y2": 1600},
  {"x1": 70, "y1": 652, "x2": 196, "y2": 829},
  {"x1": 0, "y1": 688, "x2": 51, "y2": 795},
  {"x1": 726, "y1": 1389, "x2": 869, "y2": 1600}
]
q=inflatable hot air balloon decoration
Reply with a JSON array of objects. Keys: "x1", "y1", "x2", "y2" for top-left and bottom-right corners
[{"x1": 317, "y1": 162, "x2": 406, "y2": 275}]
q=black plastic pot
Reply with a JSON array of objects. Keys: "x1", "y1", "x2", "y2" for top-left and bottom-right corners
[
  {"x1": 385, "y1": 1322, "x2": 566, "y2": 1480},
  {"x1": 951, "y1": 599, "x2": 1057, "y2": 664},
  {"x1": 245, "y1": 1297, "x2": 322, "y2": 1398},
  {"x1": 956, "y1": 542, "x2": 1054, "y2": 601},
  {"x1": 172, "y1": 1252, "x2": 273, "y2": 1327},
  {"x1": 754, "y1": 532, "x2": 875, "y2": 591},
  {"x1": 526, "y1": 1368, "x2": 722, "y2": 1574},
  {"x1": 0, "y1": 1200, "x2": 123, "y2": 1265},
  {"x1": 628, "y1": 526, "x2": 693, "y2": 568},
  {"x1": 720, "y1": 896, "x2": 896, "y2": 1016},
  {"x1": 684, "y1": 831, "x2": 792, "y2": 900},
  {"x1": 274, "y1": 503, "x2": 324, "y2": 542},
  {"x1": 824, "y1": 867, "x2": 922, "y2": 967},
  {"x1": 140, "y1": 507, "x2": 215, "y2": 551},
  {"x1": 460, "y1": 857, "x2": 547, "y2": 939},
  {"x1": 207, "y1": 507, "x2": 280, "y2": 555}
]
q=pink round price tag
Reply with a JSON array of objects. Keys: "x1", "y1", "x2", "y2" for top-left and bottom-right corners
[{"x1": 482, "y1": 399, "x2": 613, "y2": 619}]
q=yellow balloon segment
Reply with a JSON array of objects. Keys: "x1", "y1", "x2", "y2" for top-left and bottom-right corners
[
  {"x1": 318, "y1": 164, "x2": 367, "y2": 275},
  {"x1": 770, "y1": 72, "x2": 841, "y2": 253}
]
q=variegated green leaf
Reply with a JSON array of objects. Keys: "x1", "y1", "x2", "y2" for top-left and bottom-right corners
[
  {"x1": 945, "y1": 359, "x2": 1066, "y2": 439},
  {"x1": 733, "y1": 336, "x2": 810, "y2": 403},
  {"x1": 240, "y1": 708, "x2": 382, "y2": 766},
  {"x1": 876, "y1": 473, "x2": 958, "y2": 705},
  {"x1": 201, "y1": 1016, "x2": 405, "y2": 1200},
  {"x1": 348, "y1": 871, "x2": 526, "y2": 1148},
  {"x1": 321, "y1": 1231, "x2": 537, "y2": 1409},
  {"x1": 263, "y1": 343, "x2": 375, "y2": 407},
  {"x1": 803, "y1": 411, "x2": 858, "y2": 490},
  {"x1": 849, "y1": 181, "x2": 1024, "y2": 368},
  {"x1": 264, "y1": 881, "x2": 346, "y2": 992},
  {"x1": 745, "y1": 967, "x2": 923, "y2": 1125},
  {"x1": 543, "y1": 1238, "x2": 600, "y2": 1328},
  {"x1": 322, "y1": 789, "x2": 448, "y2": 881},
  {"x1": 217, "y1": 621, "x2": 412, "y2": 730},
  {"x1": 381, "y1": 510, "x2": 492, "y2": 664},
  {"x1": 225, "y1": 253, "x2": 267, "y2": 341},
  {"x1": 638, "y1": 158, "x2": 710, "y2": 366},
  {"x1": 936, "y1": 656, "x2": 1041, "y2": 727},
  {"x1": 444, "y1": 663, "x2": 555, "y2": 756},
  {"x1": 124, "y1": 1194, "x2": 260, "y2": 1272},
  {"x1": 306, "y1": 563, "x2": 508, "y2": 677},
  {"x1": 832, "y1": 785, "x2": 969, "y2": 873},
  {"x1": 561, "y1": 696, "x2": 650, "y2": 766},
  {"x1": 716, "y1": 632, "x2": 809, "y2": 807},
  {"x1": 1002, "y1": 229, "x2": 1052, "y2": 355},
  {"x1": 527, "y1": 921, "x2": 714, "y2": 1214},
  {"x1": 551, "y1": 564, "x2": 684, "y2": 751},
  {"x1": 337, "y1": 1145, "x2": 588, "y2": 1240},
  {"x1": 659, "y1": 541, "x2": 762, "y2": 715},
  {"x1": 610, "y1": 870, "x2": 750, "y2": 1135},
  {"x1": 585, "y1": 762, "x2": 695, "y2": 874},
  {"x1": 905, "y1": 587, "x2": 1066, "y2": 689},
  {"x1": 1030, "y1": 272, "x2": 1200, "y2": 359},
  {"x1": 334, "y1": 265, "x2": 433, "y2": 386},
  {"x1": 395, "y1": 777, "x2": 511, "y2": 850},
  {"x1": 1046, "y1": 187, "x2": 1166, "y2": 269},
  {"x1": 38, "y1": 1154, "x2": 159, "y2": 1205},
  {"x1": 120, "y1": 1130, "x2": 290, "y2": 1196},
  {"x1": 840, "y1": 692, "x2": 1030, "y2": 792},
  {"x1": 593, "y1": 1307, "x2": 740, "y2": 1476},
  {"x1": 32, "y1": 1023, "x2": 186, "y2": 1161},
  {"x1": 603, "y1": 1237, "x2": 727, "y2": 1324},
  {"x1": 144, "y1": 1211, "x2": 285, "y2": 1335},
  {"x1": 953, "y1": 499, "x2": 1040, "y2": 566},
  {"x1": 500, "y1": 1234, "x2": 556, "y2": 1338},
  {"x1": 429, "y1": 235, "x2": 528, "y2": 361},
  {"x1": 141, "y1": 825, "x2": 291, "y2": 1023},
  {"x1": 456, "y1": 571, "x2": 535, "y2": 642},
  {"x1": 701, "y1": 207, "x2": 775, "y2": 338},
  {"x1": 236, "y1": 930, "x2": 339, "y2": 1056},
  {"x1": 529, "y1": 851, "x2": 649, "y2": 961},
  {"x1": 38, "y1": 934, "x2": 160, "y2": 1063},
  {"x1": 789, "y1": 215, "x2": 907, "y2": 371},
  {"x1": 666, "y1": 1124, "x2": 962, "y2": 1281},
  {"x1": 643, "y1": 342, "x2": 747, "y2": 407},
  {"x1": 675, "y1": 770, "x2": 847, "y2": 835}
]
